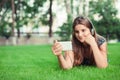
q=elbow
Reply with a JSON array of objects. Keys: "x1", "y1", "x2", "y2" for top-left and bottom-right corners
[
  {"x1": 97, "y1": 63, "x2": 108, "y2": 69},
  {"x1": 62, "y1": 65, "x2": 73, "y2": 70}
]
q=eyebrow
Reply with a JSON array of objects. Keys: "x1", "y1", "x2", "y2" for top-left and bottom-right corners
[{"x1": 75, "y1": 28, "x2": 86, "y2": 31}]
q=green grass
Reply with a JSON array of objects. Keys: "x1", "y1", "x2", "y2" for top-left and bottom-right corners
[{"x1": 0, "y1": 43, "x2": 120, "y2": 80}]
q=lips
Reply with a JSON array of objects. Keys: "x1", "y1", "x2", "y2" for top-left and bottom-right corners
[{"x1": 78, "y1": 37, "x2": 84, "y2": 42}]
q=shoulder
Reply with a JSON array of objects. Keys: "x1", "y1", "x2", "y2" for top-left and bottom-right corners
[
  {"x1": 96, "y1": 35, "x2": 107, "y2": 57},
  {"x1": 96, "y1": 34, "x2": 106, "y2": 47}
]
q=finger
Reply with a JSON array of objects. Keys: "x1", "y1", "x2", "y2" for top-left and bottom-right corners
[
  {"x1": 53, "y1": 45, "x2": 62, "y2": 53},
  {"x1": 85, "y1": 33, "x2": 91, "y2": 37},
  {"x1": 54, "y1": 52, "x2": 61, "y2": 56},
  {"x1": 52, "y1": 46, "x2": 62, "y2": 55},
  {"x1": 53, "y1": 40, "x2": 60, "y2": 47},
  {"x1": 54, "y1": 40, "x2": 58, "y2": 43},
  {"x1": 53, "y1": 41, "x2": 62, "y2": 49},
  {"x1": 54, "y1": 46, "x2": 62, "y2": 52},
  {"x1": 54, "y1": 50, "x2": 62, "y2": 56},
  {"x1": 52, "y1": 47, "x2": 58, "y2": 55},
  {"x1": 52, "y1": 44, "x2": 62, "y2": 53}
]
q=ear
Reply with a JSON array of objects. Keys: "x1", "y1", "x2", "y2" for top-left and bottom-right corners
[{"x1": 91, "y1": 28, "x2": 94, "y2": 36}]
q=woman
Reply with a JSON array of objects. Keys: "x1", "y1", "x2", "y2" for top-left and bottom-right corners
[{"x1": 52, "y1": 16, "x2": 108, "y2": 69}]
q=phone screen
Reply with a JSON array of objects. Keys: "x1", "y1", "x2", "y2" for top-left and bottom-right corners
[{"x1": 59, "y1": 41, "x2": 72, "y2": 51}]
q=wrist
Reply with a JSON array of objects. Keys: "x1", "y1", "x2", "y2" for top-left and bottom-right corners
[
  {"x1": 57, "y1": 53, "x2": 62, "y2": 57},
  {"x1": 89, "y1": 39, "x2": 96, "y2": 45},
  {"x1": 90, "y1": 41, "x2": 98, "y2": 47}
]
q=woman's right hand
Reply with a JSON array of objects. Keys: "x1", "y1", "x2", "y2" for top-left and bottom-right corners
[{"x1": 52, "y1": 40, "x2": 63, "y2": 56}]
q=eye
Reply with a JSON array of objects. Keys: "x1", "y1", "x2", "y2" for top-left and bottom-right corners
[
  {"x1": 82, "y1": 29, "x2": 85, "y2": 32},
  {"x1": 74, "y1": 30, "x2": 79, "y2": 33}
]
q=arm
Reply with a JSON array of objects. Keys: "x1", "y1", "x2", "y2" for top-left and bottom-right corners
[
  {"x1": 85, "y1": 35, "x2": 108, "y2": 68},
  {"x1": 57, "y1": 51, "x2": 74, "y2": 69},
  {"x1": 52, "y1": 41, "x2": 74, "y2": 69},
  {"x1": 90, "y1": 41, "x2": 108, "y2": 68}
]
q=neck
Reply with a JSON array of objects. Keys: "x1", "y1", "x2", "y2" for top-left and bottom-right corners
[{"x1": 82, "y1": 42, "x2": 89, "y2": 47}]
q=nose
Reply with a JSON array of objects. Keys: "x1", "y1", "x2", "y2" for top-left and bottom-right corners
[{"x1": 78, "y1": 32, "x2": 82, "y2": 37}]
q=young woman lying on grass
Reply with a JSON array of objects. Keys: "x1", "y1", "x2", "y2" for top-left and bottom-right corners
[{"x1": 52, "y1": 16, "x2": 108, "y2": 69}]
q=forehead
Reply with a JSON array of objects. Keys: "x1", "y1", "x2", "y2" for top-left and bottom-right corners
[{"x1": 75, "y1": 24, "x2": 88, "y2": 30}]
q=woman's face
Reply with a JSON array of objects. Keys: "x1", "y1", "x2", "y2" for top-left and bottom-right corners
[{"x1": 74, "y1": 24, "x2": 91, "y2": 43}]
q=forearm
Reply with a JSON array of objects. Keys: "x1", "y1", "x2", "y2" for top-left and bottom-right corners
[
  {"x1": 57, "y1": 54, "x2": 72, "y2": 69},
  {"x1": 90, "y1": 43, "x2": 108, "y2": 68}
]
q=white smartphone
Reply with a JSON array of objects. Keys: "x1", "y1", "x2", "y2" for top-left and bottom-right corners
[{"x1": 59, "y1": 41, "x2": 72, "y2": 51}]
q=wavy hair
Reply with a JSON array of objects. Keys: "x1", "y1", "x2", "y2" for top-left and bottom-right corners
[{"x1": 72, "y1": 16, "x2": 97, "y2": 66}]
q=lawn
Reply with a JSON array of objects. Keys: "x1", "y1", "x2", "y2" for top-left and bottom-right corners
[{"x1": 0, "y1": 43, "x2": 120, "y2": 80}]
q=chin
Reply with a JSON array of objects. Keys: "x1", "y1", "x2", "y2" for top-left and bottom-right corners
[
  {"x1": 79, "y1": 40, "x2": 84, "y2": 43},
  {"x1": 80, "y1": 41, "x2": 84, "y2": 43}
]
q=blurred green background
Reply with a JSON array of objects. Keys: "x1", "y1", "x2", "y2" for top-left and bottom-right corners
[
  {"x1": 0, "y1": 0, "x2": 120, "y2": 80},
  {"x1": 0, "y1": 43, "x2": 120, "y2": 80},
  {"x1": 0, "y1": 0, "x2": 120, "y2": 45}
]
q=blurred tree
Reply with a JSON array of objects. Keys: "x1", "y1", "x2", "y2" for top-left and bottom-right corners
[
  {"x1": 77, "y1": 0, "x2": 89, "y2": 16},
  {"x1": 89, "y1": 0, "x2": 120, "y2": 41},
  {"x1": 39, "y1": 0, "x2": 53, "y2": 37},
  {"x1": 0, "y1": 0, "x2": 13, "y2": 39},
  {"x1": 56, "y1": 0, "x2": 73, "y2": 41},
  {"x1": 48, "y1": 0, "x2": 53, "y2": 37},
  {"x1": 0, "y1": 0, "x2": 47, "y2": 38},
  {"x1": 56, "y1": 0, "x2": 90, "y2": 41},
  {"x1": 11, "y1": 0, "x2": 15, "y2": 37}
]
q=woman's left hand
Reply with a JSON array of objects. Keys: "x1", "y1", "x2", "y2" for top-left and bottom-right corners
[{"x1": 84, "y1": 34, "x2": 96, "y2": 45}]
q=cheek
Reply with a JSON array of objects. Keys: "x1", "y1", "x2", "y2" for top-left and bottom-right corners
[
  {"x1": 83, "y1": 33, "x2": 88, "y2": 37},
  {"x1": 74, "y1": 34, "x2": 79, "y2": 40},
  {"x1": 84, "y1": 30, "x2": 91, "y2": 36},
  {"x1": 74, "y1": 33, "x2": 78, "y2": 38}
]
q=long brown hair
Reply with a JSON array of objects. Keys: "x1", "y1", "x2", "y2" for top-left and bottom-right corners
[{"x1": 72, "y1": 16, "x2": 97, "y2": 66}]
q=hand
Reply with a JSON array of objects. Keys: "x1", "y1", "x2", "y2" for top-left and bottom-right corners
[
  {"x1": 84, "y1": 34, "x2": 96, "y2": 45},
  {"x1": 52, "y1": 40, "x2": 63, "y2": 56}
]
